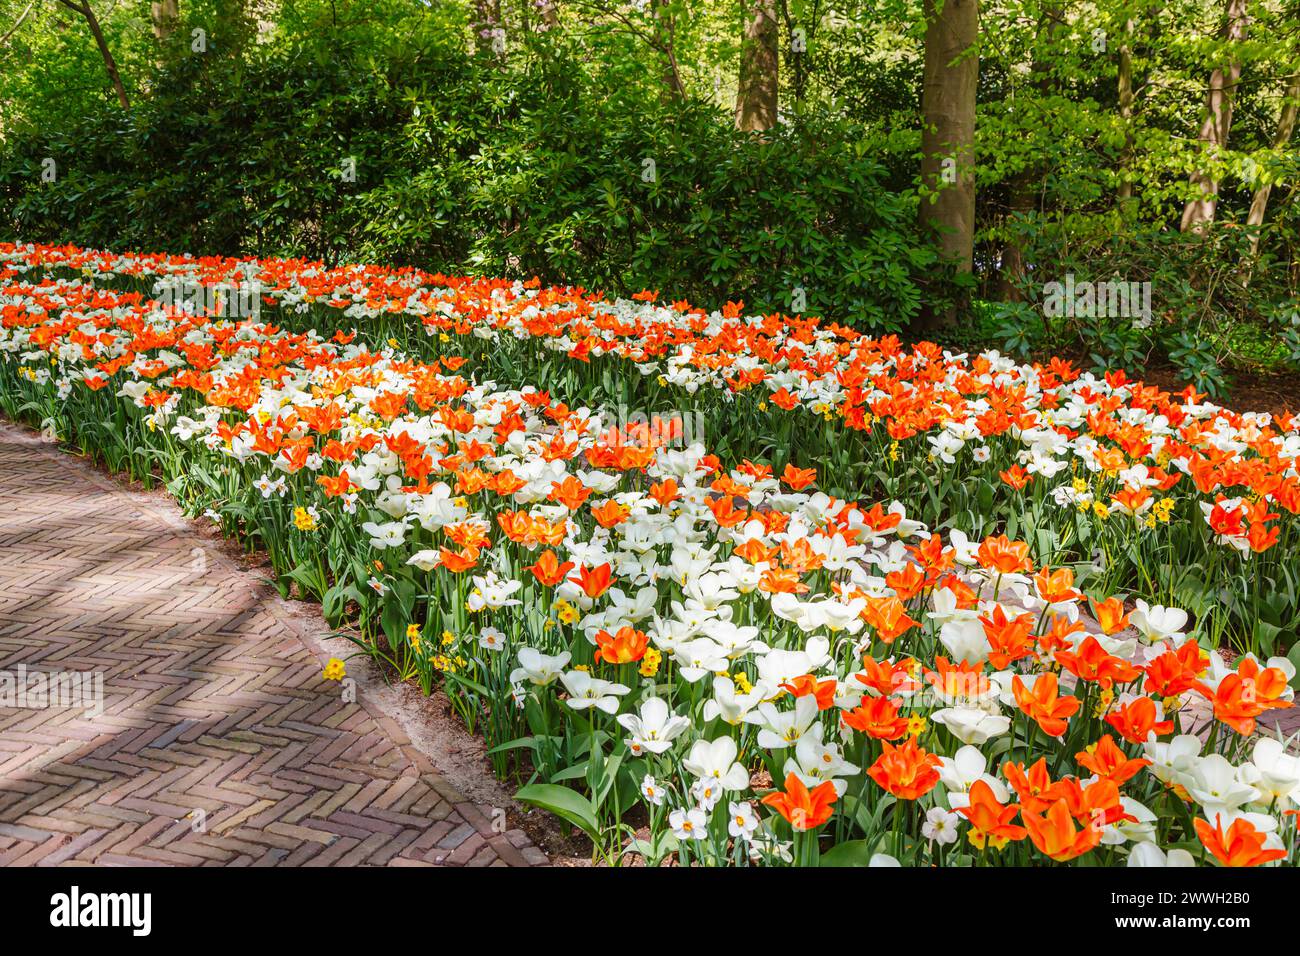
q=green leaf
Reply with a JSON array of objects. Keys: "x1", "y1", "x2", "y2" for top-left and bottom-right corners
[
  {"x1": 819, "y1": 838, "x2": 881, "y2": 867},
  {"x1": 515, "y1": 783, "x2": 600, "y2": 841}
]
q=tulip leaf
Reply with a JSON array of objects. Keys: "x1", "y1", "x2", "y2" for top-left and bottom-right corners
[
  {"x1": 819, "y1": 838, "x2": 881, "y2": 867},
  {"x1": 515, "y1": 783, "x2": 601, "y2": 842}
]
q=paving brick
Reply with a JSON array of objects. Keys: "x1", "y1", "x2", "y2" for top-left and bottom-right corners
[{"x1": 0, "y1": 423, "x2": 543, "y2": 867}]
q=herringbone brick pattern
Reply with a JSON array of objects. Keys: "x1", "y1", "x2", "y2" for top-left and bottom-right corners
[{"x1": 0, "y1": 422, "x2": 545, "y2": 866}]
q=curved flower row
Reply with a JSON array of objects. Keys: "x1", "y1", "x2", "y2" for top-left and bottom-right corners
[
  {"x1": 3, "y1": 242, "x2": 1298, "y2": 660},
  {"x1": 1, "y1": 270, "x2": 1295, "y2": 867}
]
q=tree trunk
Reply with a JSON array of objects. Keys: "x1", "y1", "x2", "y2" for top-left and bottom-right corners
[
  {"x1": 1181, "y1": 0, "x2": 1249, "y2": 232},
  {"x1": 1246, "y1": 69, "x2": 1300, "y2": 251},
  {"x1": 919, "y1": 0, "x2": 979, "y2": 298},
  {"x1": 57, "y1": 0, "x2": 130, "y2": 110},
  {"x1": 1116, "y1": 17, "x2": 1136, "y2": 205},
  {"x1": 651, "y1": 0, "x2": 685, "y2": 101},
  {"x1": 150, "y1": 0, "x2": 179, "y2": 41},
  {"x1": 735, "y1": 0, "x2": 779, "y2": 131}
]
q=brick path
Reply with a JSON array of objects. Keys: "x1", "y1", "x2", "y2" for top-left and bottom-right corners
[{"x1": 0, "y1": 422, "x2": 545, "y2": 866}]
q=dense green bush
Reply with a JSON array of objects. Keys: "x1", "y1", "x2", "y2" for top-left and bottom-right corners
[
  {"x1": 0, "y1": 33, "x2": 947, "y2": 331},
  {"x1": 986, "y1": 211, "x2": 1300, "y2": 396}
]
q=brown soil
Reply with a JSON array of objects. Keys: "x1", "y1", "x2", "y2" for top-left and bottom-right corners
[{"x1": 1140, "y1": 359, "x2": 1299, "y2": 418}]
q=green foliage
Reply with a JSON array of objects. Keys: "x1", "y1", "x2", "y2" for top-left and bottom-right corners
[
  {"x1": 0, "y1": 25, "x2": 941, "y2": 330},
  {"x1": 0, "y1": 0, "x2": 1298, "y2": 373},
  {"x1": 990, "y1": 211, "x2": 1299, "y2": 396}
]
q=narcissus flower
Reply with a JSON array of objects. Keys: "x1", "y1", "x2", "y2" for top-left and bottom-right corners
[{"x1": 616, "y1": 697, "x2": 690, "y2": 755}]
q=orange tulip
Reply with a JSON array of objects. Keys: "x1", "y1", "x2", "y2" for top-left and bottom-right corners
[
  {"x1": 526, "y1": 549, "x2": 574, "y2": 587},
  {"x1": 1075, "y1": 735, "x2": 1151, "y2": 786},
  {"x1": 439, "y1": 546, "x2": 479, "y2": 574},
  {"x1": 867, "y1": 738, "x2": 941, "y2": 800},
  {"x1": 1022, "y1": 798, "x2": 1103, "y2": 862},
  {"x1": 1089, "y1": 597, "x2": 1131, "y2": 635},
  {"x1": 1104, "y1": 696, "x2": 1174, "y2": 743},
  {"x1": 593, "y1": 626, "x2": 649, "y2": 665},
  {"x1": 1142, "y1": 640, "x2": 1210, "y2": 699},
  {"x1": 1194, "y1": 816, "x2": 1287, "y2": 867},
  {"x1": 648, "y1": 478, "x2": 680, "y2": 507},
  {"x1": 980, "y1": 604, "x2": 1037, "y2": 669},
  {"x1": 758, "y1": 568, "x2": 810, "y2": 595},
  {"x1": 954, "y1": 779, "x2": 1027, "y2": 850},
  {"x1": 1002, "y1": 758, "x2": 1058, "y2": 815},
  {"x1": 572, "y1": 563, "x2": 615, "y2": 599},
  {"x1": 841, "y1": 695, "x2": 910, "y2": 740},
  {"x1": 1055, "y1": 635, "x2": 1141, "y2": 689},
  {"x1": 1033, "y1": 567, "x2": 1081, "y2": 605},
  {"x1": 781, "y1": 464, "x2": 817, "y2": 490},
  {"x1": 861, "y1": 595, "x2": 919, "y2": 643},
  {"x1": 1012, "y1": 673, "x2": 1080, "y2": 738},
  {"x1": 780, "y1": 674, "x2": 838, "y2": 711},
  {"x1": 548, "y1": 475, "x2": 593, "y2": 510},
  {"x1": 761, "y1": 772, "x2": 838, "y2": 831},
  {"x1": 999, "y1": 465, "x2": 1032, "y2": 490},
  {"x1": 590, "y1": 499, "x2": 631, "y2": 528},
  {"x1": 976, "y1": 534, "x2": 1032, "y2": 574},
  {"x1": 857, "y1": 655, "x2": 921, "y2": 697}
]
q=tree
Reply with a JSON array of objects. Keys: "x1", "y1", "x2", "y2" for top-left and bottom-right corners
[
  {"x1": 918, "y1": 0, "x2": 978, "y2": 305},
  {"x1": 651, "y1": 0, "x2": 685, "y2": 100},
  {"x1": 1180, "y1": 0, "x2": 1249, "y2": 231},
  {"x1": 1116, "y1": 14, "x2": 1137, "y2": 205},
  {"x1": 150, "y1": 0, "x2": 179, "y2": 41},
  {"x1": 1245, "y1": 67, "x2": 1300, "y2": 251},
  {"x1": 735, "y1": 0, "x2": 779, "y2": 131},
  {"x1": 53, "y1": 0, "x2": 130, "y2": 110}
]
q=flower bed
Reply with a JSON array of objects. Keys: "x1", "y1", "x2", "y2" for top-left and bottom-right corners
[
  {"x1": 1, "y1": 252, "x2": 1297, "y2": 868},
  {"x1": 5, "y1": 242, "x2": 1297, "y2": 661}
]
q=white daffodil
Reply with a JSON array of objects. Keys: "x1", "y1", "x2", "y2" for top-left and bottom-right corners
[
  {"x1": 669, "y1": 806, "x2": 709, "y2": 841},
  {"x1": 922, "y1": 807, "x2": 960, "y2": 845},
  {"x1": 727, "y1": 801, "x2": 758, "y2": 840},
  {"x1": 1129, "y1": 600, "x2": 1189, "y2": 643},
  {"x1": 1241, "y1": 738, "x2": 1300, "y2": 807},
  {"x1": 936, "y1": 745, "x2": 1008, "y2": 807}
]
